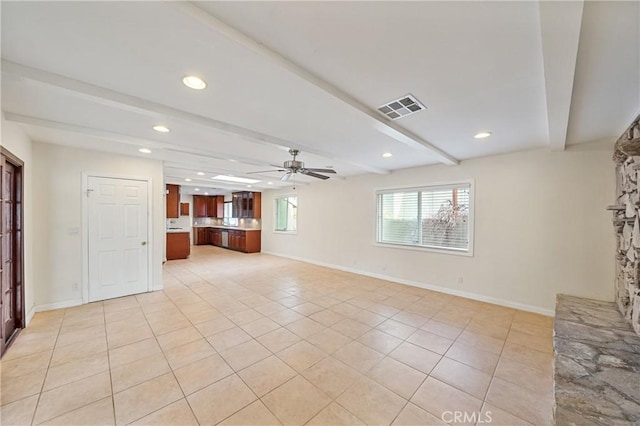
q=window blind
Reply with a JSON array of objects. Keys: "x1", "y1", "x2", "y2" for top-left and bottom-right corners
[{"x1": 377, "y1": 183, "x2": 471, "y2": 252}]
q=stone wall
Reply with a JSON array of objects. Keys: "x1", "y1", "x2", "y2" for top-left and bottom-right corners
[{"x1": 612, "y1": 114, "x2": 640, "y2": 336}]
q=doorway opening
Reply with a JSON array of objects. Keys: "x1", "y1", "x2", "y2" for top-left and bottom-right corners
[{"x1": 0, "y1": 148, "x2": 25, "y2": 357}]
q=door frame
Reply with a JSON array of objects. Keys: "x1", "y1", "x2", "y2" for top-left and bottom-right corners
[
  {"x1": 81, "y1": 173, "x2": 153, "y2": 304},
  {"x1": 1, "y1": 147, "x2": 25, "y2": 355}
]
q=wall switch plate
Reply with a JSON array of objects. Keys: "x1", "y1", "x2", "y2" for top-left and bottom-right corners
[
  {"x1": 68, "y1": 227, "x2": 80, "y2": 235},
  {"x1": 457, "y1": 276, "x2": 464, "y2": 284}
]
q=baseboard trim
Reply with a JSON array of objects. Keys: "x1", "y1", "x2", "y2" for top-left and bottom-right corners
[
  {"x1": 35, "y1": 298, "x2": 83, "y2": 312},
  {"x1": 26, "y1": 305, "x2": 36, "y2": 325},
  {"x1": 262, "y1": 250, "x2": 555, "y2": 317}
]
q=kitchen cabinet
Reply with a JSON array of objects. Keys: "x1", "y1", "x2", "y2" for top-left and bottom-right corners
[
  {"x1": 206, "y1": 197, "x2": 216, "y2": 217},
  {"x1": 180, "y1": 202, "x2": 189, "y2": 216},
  {"x1": 166, "y1": 184, "x2": 180, "y2": 218},
  {"x1": 194, "y1": 227, "x2": 209, "y2": 245},
  {"x1": 216, "y1": 196, "x2": 224, "y2": 218},
  {"x1": 199, "y1": 226, "x2": 260, "y2": 253},
  {"x1": 193, "y1": 195, "x2": 208, "y2": 218},
  {"x1": 243, "y1": 231, "x2": 261, "y2": 253},
  {"x1": 194, "y1": 195, "x2": 224, "y2": 218},
  {"x1": 232, "y1": 191, "x2": 261, "y2": 218},
  {"x1": 166, "y1": 232, "x2": 190, "y2": 260},
  {"x1": 226, "y1": 229, "x2": 260, "y2": 253},
  {"x1": 211, "y1": 228, "x2": 222, "y2": 246}
]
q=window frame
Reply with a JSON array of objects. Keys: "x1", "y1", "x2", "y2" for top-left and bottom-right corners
[
  {"x1": 374, "y1": 180, "x2": 474, "y2": 257},
  {"x1": 273, "y1": 193, "x2": 298, "y2": 234}
]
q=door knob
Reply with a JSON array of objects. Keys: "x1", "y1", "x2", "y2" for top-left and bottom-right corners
[{"x1": 141, "y1": 241, "x2": 147, "y2": 246}]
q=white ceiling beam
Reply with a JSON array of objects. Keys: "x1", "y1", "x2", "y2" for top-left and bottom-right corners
[
  {"x1": 1, "y1": 60, "x2": 389, "y2": 175},
  {"x1": 2, "y1": 112, "x2": 267, "y2": 168},
  {"x1": 174, "y1": 2, "x2": 459, "y2": 166},
  {"x1": 164, "y1": 165, "x2": 310, "y2": 188},
  {"x1": 5, "y1": 112, "x2": 337, "y2": 185},
  {"x1": 538, "y1": 0, "x2": 584, "y2": 151}
]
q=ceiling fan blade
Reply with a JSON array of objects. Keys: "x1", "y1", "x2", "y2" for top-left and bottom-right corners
[
  {"x1": 246, "y1": 169, "x2": 285, "y2": 174},
  {"x1": 280, "y1": 172, "x2": 293, "y2": 182},
  {"x1": 300, "y1": 170, "x2": 330, "y2": 180},
  {"x1": 304, "y1": 168, "x2": 337, "y2": 174}
]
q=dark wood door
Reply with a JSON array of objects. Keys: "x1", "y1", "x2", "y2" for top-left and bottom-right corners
[{"x1": 0, "y1": 149, "x2": 23, "y2": 357}]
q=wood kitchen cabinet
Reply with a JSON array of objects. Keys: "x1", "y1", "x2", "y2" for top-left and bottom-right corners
[
  {"x1": 193, "y1": 195, "x2": 208, "y2": 218},
  {"x1": 166, "y1": 232, "x2": 190, "y2": 260},
  {"x1": 216, "y1": 196, "x2": 224, "y2": 218},
  {"x1": 206, "y1": 197, "x2": 216, "y2": 217},
  {"x1": 166, "y1": 184, "x2": 180, "y2": 218},
  {"x1": 211, "y1": 228, "x2": 222, "y2": 246},
  {"x1": 180, "y1": 202, "x2": 189, "y2": 216},
  {"x1": 227, "y1": 229, "x2": 260, "y2": 253},
  {"x1": 194, "y1": 195, "x2": 223, "y2": 218},
  {"x1": 197, "y1": 226, "x2": 260, "y2": 253},
  {"x1": 194, "y1": 227, "x2": 209, "y2": 245},
  {"x1": 232, "y1": 191, "x2": 261, "y2": 218}
]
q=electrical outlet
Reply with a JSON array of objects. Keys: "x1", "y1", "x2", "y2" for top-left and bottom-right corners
[
  {"x1": 72, "y1": 281, "x2": 79, "y2": 291},
  {"x1": 457, "y1": 276, "x2": 464, "y2": 284}
]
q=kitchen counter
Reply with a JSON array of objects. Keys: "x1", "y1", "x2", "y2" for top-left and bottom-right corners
[
  {"x1": 193, "y1": 225, "x2": 262, "y2": 232},
  {"x1": 166, "y1": 228, "x2": 190, "y2": 233}
]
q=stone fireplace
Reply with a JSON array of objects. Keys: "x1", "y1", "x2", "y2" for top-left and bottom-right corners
[
  {"x1": 553, "y1": 116, "x2": 640, "y2": 424},
  {"x1": 611, "y1": 115, "x2": 640, "y2": 335}
]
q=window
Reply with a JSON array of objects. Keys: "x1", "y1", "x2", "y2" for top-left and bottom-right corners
[
  {"x1": 223, "y1": 201, "x2": 238, "y2": 226},
  {"x1": 376, "y1": 183, "x2": 472, "y2": 253},
  {"x1": 275, "y1": 195, "x2": 297, "y2": 232}
]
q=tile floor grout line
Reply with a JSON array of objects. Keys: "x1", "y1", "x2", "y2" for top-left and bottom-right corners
[
  {"x1": 477, "y1": 324, "x2": 548, "y2": 425},
  {"x1": 29, "y1": 303, "x2": 108, "y2": 425},
  {"x1": 27, "y1": 308, "x2": 64, "y2": 426},
  {"x1": 134, "y1": 292, "x2": 201, "y2": 425},
  {"x1": 103, "y1": 301, "x2": 118, "y2": 426}
]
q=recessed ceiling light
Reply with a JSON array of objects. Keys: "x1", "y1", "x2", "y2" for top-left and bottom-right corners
[
  {"x1": 138, "y1": 148, "x2": 152, "y2": 154},
  {"x1": 197, "y1": 172, "x2": 205, "y2": 176},
  {"x1": 474, "y1": 131, "x2": 492, "y2": 139},
  {"x1": 182, "y1": 75, "x2": 207, "y2": 90},
  {"x1": 228, "y1": 159, "x2": 237, "y2": 163},
  {"x1": 195, "y1": 188, "x2": 200, "y2": 191},
  {"x1": 184, "y1": 178, "x2": 192, "y2": 182},
  {"x1": 246, "y1": 185, "x2": 252, "y2": 188},
  {"x1": 382, "y1": 152, "x2": 393, "y2": 158},
  {"x1": 212, "y1": 175, "x2": 260, "y2": 184},
  {"x1": 204, "y1": 192, "x2": 209, "y2": 195},
  {"x1": 152, "y1": 125, "x2": 170, "y2": 133},
  {"x1": 267, "y1": 182, "x2": 273, "y2": 185}
]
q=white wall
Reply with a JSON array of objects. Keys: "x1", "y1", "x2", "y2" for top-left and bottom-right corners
[
  {"x1": 1, "y1": 118, "x2": 35, "y2": 323},
  {"x1": 262, "y1": 141, "x2": 616, "y2": 315},
  {"x1": 33, "y1": 142, "x2": 165, "y2": 310}
]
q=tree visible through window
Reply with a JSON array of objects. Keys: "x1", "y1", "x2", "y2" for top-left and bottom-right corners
[
  {"x1": 275, "y1": 195, "x2": 297, "y2": 232},
  {"x1": 377, "y1": 183, "x2": 472, "y2": 252}
]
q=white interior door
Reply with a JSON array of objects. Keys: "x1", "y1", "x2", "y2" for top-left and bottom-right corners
[{"x1": 88, "y1": 176, "x2": 149, "y2": 302}]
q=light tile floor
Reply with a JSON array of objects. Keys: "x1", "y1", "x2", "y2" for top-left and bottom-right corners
[{"x1": 0, "y1": 246, "x2": 555, "y2": 425}]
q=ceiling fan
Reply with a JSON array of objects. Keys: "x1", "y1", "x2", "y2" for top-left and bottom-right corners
[{"x1": 248, "y1": 149, "x2": 337, "y2": 181}]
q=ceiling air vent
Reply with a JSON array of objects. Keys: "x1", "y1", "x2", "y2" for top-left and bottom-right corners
[{"x1": 377, "y1": 94, "x2": 426, "y2": 120}]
